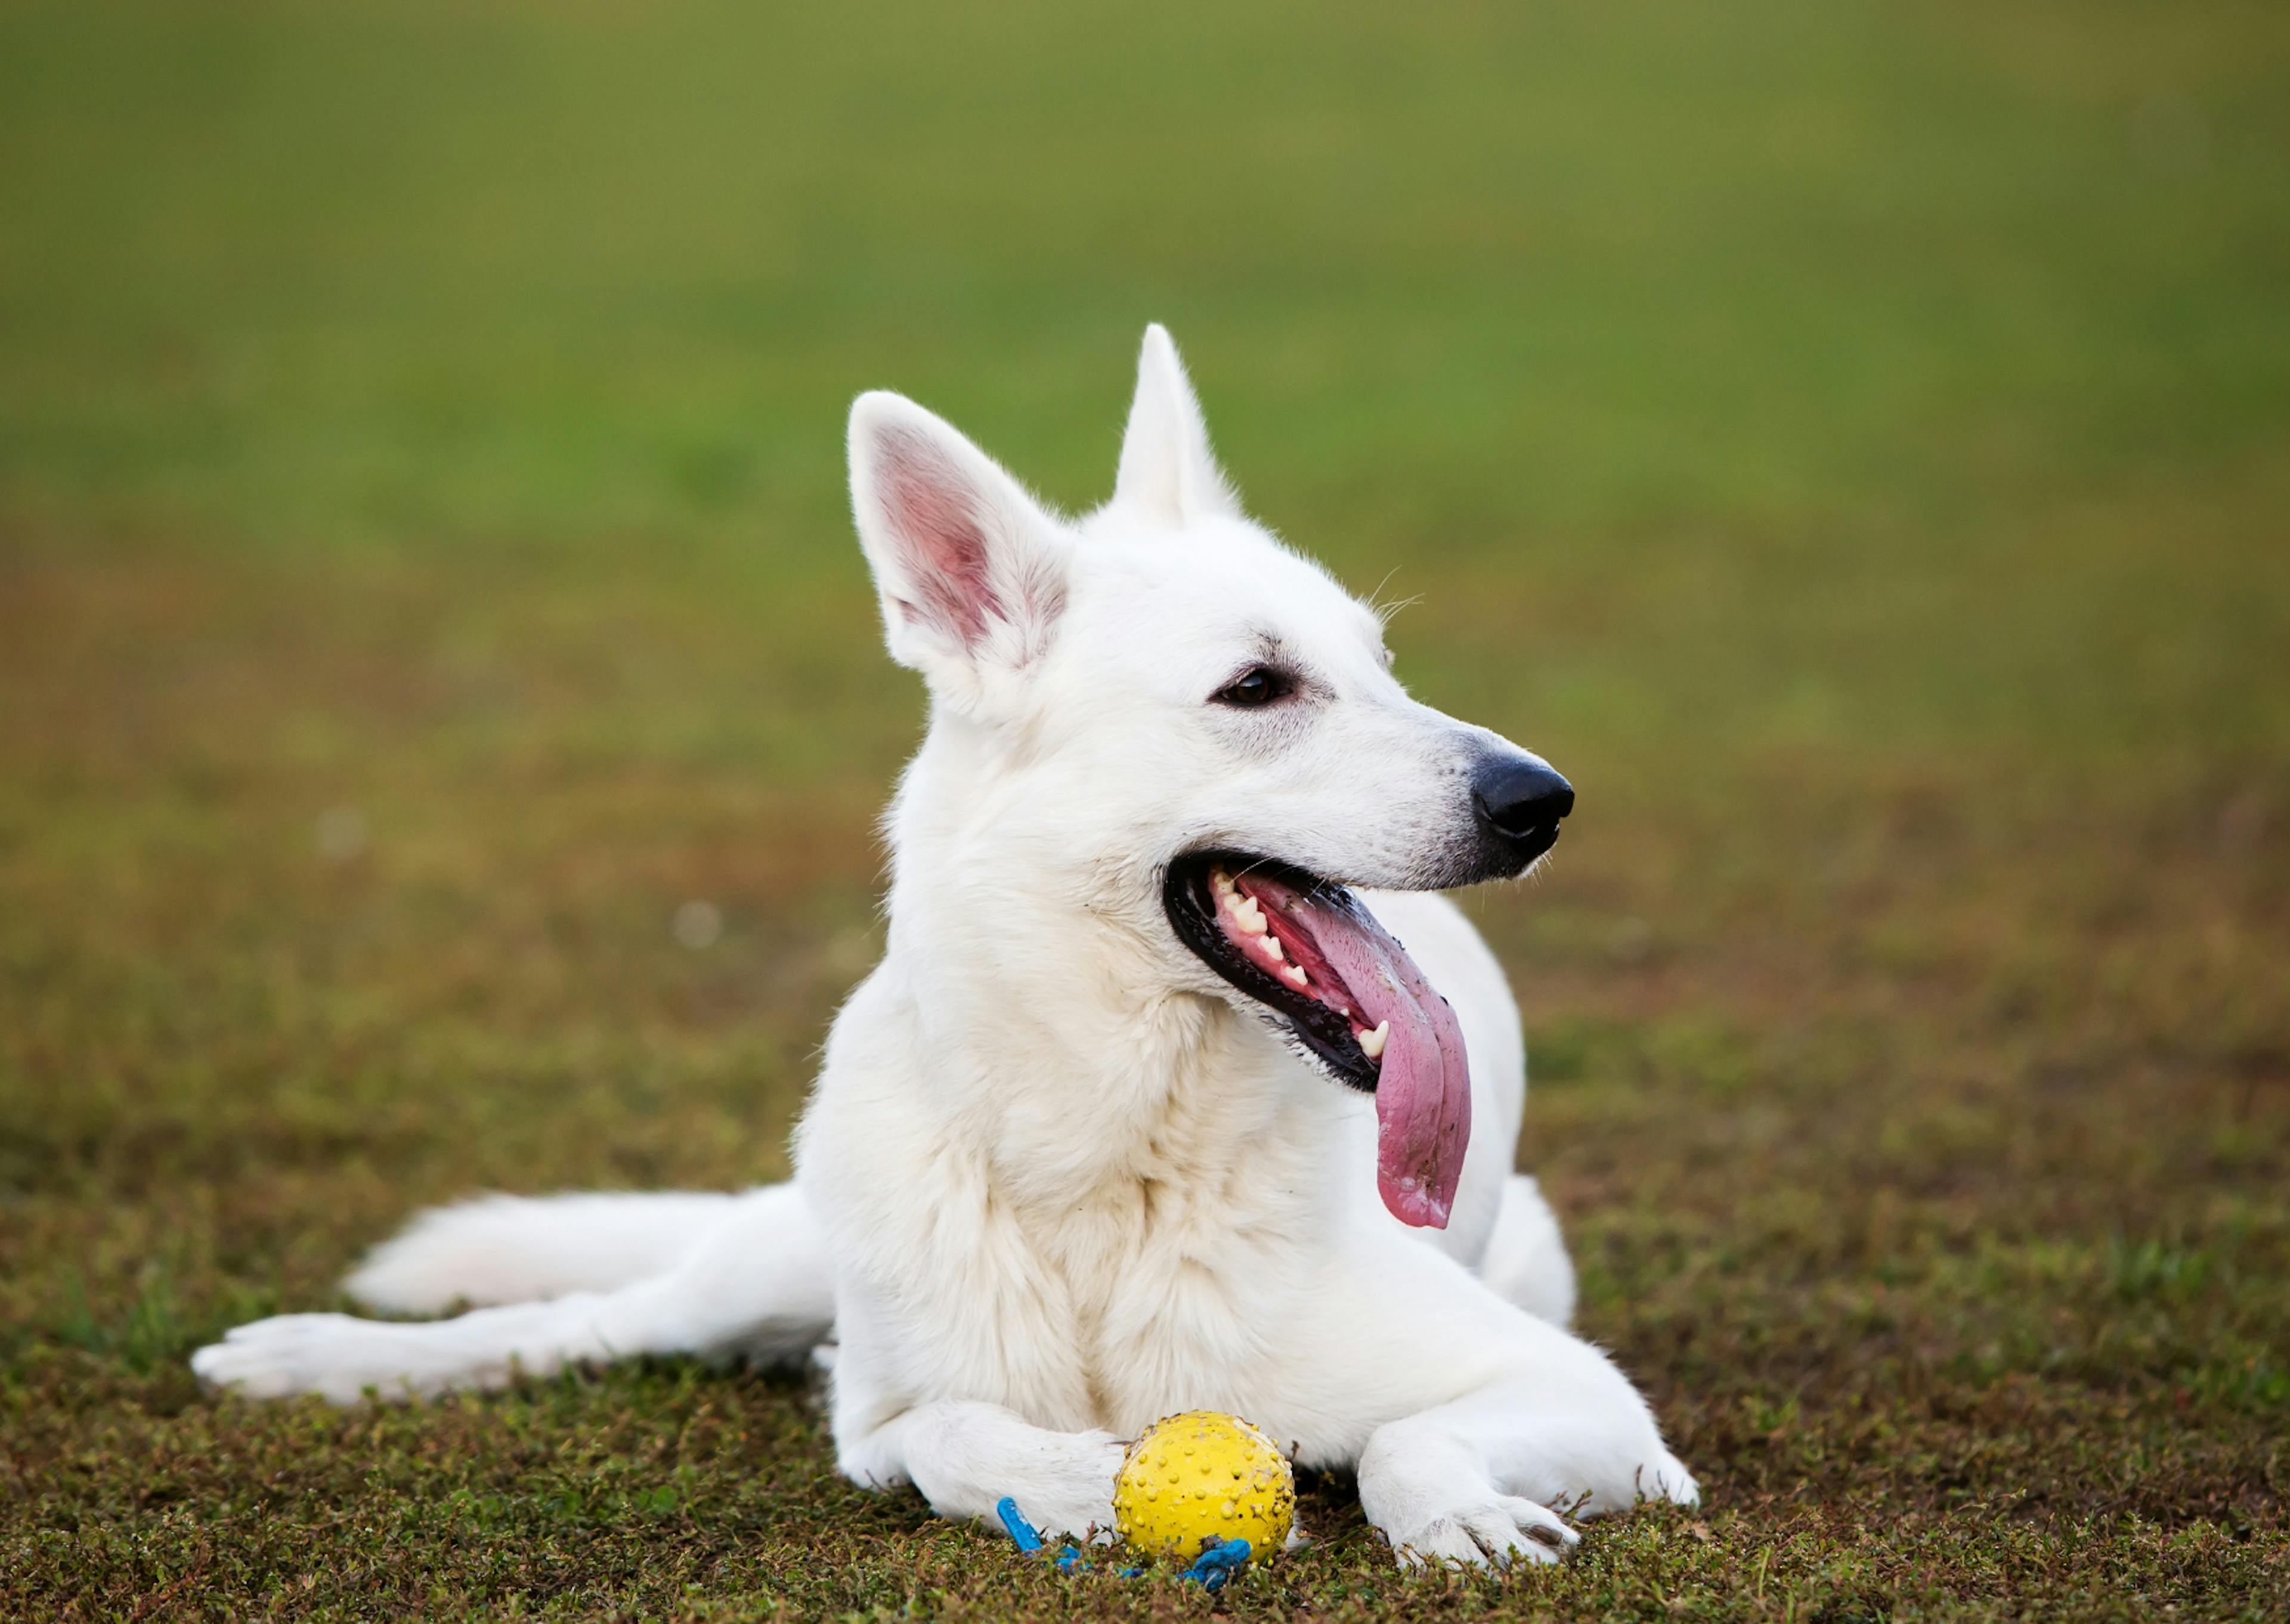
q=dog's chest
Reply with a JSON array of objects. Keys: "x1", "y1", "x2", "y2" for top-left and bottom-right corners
[
  {"x1": 807, "y1": 974, "x2": 1356, "y2": 1434},
  {"x1": 995, "y1": 1171, "x2": 1308, "y2": 1430}
]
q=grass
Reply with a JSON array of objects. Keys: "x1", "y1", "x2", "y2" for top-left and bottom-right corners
[{"x1": 2, "y1": 0, "x2": 2287, "y2": 1617}]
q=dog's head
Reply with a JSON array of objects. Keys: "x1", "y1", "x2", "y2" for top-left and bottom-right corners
[{"x1": 846, "y1": 327, "x2": 1570, "y2": 1229}]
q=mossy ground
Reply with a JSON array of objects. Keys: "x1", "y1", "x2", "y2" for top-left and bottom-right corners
[{"x1": 3, "y1": 2, "x2": 2286, "y2": 1617}]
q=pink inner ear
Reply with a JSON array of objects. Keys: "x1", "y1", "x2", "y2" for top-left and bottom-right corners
[{"x1": 877, "y1": 428, "x2": 1005, "y2": 647}]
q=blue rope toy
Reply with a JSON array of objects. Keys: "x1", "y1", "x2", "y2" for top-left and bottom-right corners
[{"x1": 995, "y1": 1496, "x2": 1254, "y2": 1593}]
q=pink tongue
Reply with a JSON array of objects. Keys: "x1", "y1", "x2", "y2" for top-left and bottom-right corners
[{"x1": 1242, "y1": 878, "x2": 1472, "y2": 1228}]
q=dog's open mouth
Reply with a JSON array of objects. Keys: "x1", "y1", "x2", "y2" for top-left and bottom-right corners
[{"x1": 1165, "y1": 853, "x2": 1471, "y2": 1230}]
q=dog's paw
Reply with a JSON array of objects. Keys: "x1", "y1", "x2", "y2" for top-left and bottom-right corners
[
  {"x1": 190, "y1": 1313, "x2": 434, "y2": 1405},
  {"x1": 997, "y1": 1430, "x2": 1128, "y2": 1544},
  {"x1": 1382, "y1": 1495, "x2": 1580, "y2": 1570}
]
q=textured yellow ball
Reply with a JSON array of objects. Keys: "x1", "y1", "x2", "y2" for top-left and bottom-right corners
[{"x1": 1111, "y1": 1411, "x2": 1295, "y2": 1563}]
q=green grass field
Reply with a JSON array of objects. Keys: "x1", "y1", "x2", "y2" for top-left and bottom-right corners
[{"x1": 4, "y1": 1, "x2": 2287, "y2": 1617}]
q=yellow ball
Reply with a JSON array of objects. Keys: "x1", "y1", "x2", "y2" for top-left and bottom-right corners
[{"x1": 1110, "y1": 1410, "x2": 1295, "y2": 1563}]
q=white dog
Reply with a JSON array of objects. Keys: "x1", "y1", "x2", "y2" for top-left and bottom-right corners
[{"x1": 193, "y1": 327, "x2": 1697, "y2": 1568}]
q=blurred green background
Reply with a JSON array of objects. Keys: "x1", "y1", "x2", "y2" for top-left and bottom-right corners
[{"x1": 3, "y1": 1, "x2": 2286, "y2": 1617}]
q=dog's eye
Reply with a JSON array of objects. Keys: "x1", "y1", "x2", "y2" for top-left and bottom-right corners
[{"x1": 1213, "y1": 667, "x2": 1292, "y2": 708}]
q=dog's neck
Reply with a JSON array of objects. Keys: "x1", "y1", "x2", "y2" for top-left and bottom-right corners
[{"x1": 874, "y1": 717, "x2": 1335, "y2": 1217}]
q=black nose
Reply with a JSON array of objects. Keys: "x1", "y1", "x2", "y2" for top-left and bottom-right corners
[{"x1": 1472, "y1": 757, "x2": 1575, "y2": 858}]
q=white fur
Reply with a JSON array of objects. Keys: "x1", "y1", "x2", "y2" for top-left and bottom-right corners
[
  {"x1": 345, "y1": 1191, "x2": 745, "y2": 1313},
  {"x1": 193, "y1": 327, "x2": 1695, "y2": 1569}
]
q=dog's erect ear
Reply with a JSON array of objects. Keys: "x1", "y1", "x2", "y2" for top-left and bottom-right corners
[
  {"x1": 848, "y1": 392, "x2": 1072, "y2": 693},
  {"x1": 1112, "y1": 324, "x2": 1239, "y2": 529}
]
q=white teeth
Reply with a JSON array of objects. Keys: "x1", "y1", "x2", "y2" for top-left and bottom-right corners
[
  {"x1": 1260, "y1": 935, "x2": 1285, "y2": 961},
  {"x1": 1282, "y1": 963, "x2": 1309, "y2": 988},
  {"x1": 1358, "y1": 1021, "x2": 1390, "y2": 1060},
  {"x1": 1211, "y1": 868, "x2": 1235, "y2": 896},
  {"x1": 1232, "y1": 898, "x2": 1267, "y2": 935}
]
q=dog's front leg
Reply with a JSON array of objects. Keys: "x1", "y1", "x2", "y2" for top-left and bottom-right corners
[
  {"x1": 1356, "y1": 1371, "x2": 1700, "y2": 1569},
  {"x1": 1279, "y1": 1235, "x2": 1696, "y2": 1569},
  {"x1": 839, "y1": 1400, "x2": 1128, "y2": 1541}
]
